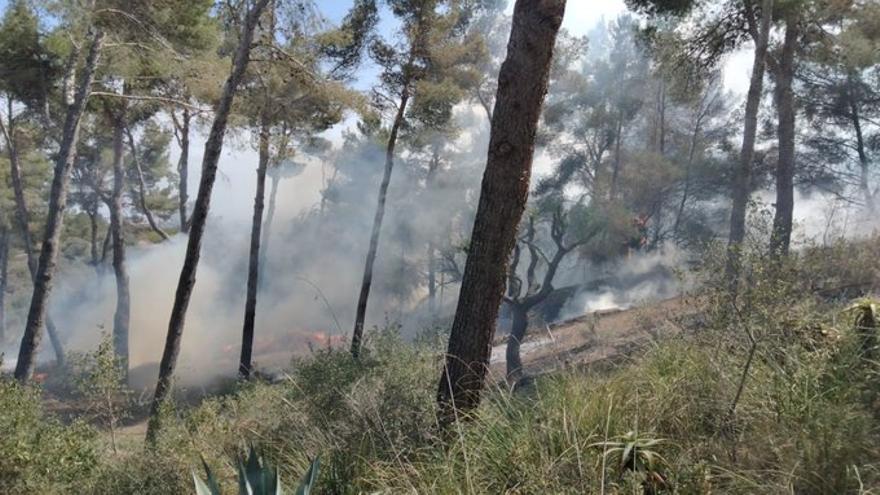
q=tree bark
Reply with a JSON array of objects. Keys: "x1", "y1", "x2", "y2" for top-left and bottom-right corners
[
  {"x1": 174, "y1": 108, "x2": 191, "y2": 233},
  {"x1": 146, "y1": 0, "x2": 270, "y2": 443},
  {"x1": 436, "y1": 0, "x2": 566, "y2": 425},
  {"x1": 110, "y1": 116, "x2": 131, "y2": 374},
  {"x1": 0, "y1": 225, "x2": 7, "y2": 341},
  {"x1": 239, "y1": 112, "x2": 270, "y2": 379},
  {"x1": 769, "y1": 15, "x2": 798, "y2": 258},
  {"x1": 350, "y1": 85, "x2": 411, "y2": 358},
  {"x1": 14, "y1": 31, "x2": 104, "y2": 382},
  {"x1": 1, "y1": 100, "x2": 66, "y2": 365},
  {"x1": 125, "y1": 126, "x2": 170, "y2": 241},
  {"x1": 504, "y1": 304, "x2": 528, "y2": 383},
  {"x1": 851, "y1": 99, "x2": 873, "y2": 211},
  {"x1": 726, "y1": 0, "x2": 773, "y2": 279},
  {"x1": 258, "y1": 172, "x2": 279, "y2": 286}
]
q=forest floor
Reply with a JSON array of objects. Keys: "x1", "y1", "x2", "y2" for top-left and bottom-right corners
[{"x1": 489, "y1": 295, "x2": 696, "y2": 378}]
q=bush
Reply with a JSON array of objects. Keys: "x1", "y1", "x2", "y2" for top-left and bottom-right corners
[{"x1": 0, "y1": 378, "x2": 97, "y2": 494}]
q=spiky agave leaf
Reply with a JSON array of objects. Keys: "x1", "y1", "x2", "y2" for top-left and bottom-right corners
[
  {"x1": 193, "y1": 457, "x2": 222, "y2": 495},
  {"x1": 295, "y1": 458, "x2": 320, "y2": 495}
]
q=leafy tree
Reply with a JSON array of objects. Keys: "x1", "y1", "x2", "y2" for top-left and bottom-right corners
[
  {"x1": 350, "y1": 0, "x2": 485, "y2": 357},
  {"x1": 147, "y1": 0, "x2": 273, "y2": 443}
]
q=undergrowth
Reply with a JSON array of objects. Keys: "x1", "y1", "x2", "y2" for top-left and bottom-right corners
[{"x1": 2, "y1": 236, "x2": 880, "y2": 493}]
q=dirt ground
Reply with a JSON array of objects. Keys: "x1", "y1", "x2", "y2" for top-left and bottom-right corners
[{"x1": 488, "y1": 296, "x2": 699, "y2": 379}]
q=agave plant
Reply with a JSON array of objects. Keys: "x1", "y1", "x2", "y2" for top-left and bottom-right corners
[
  {"x1": 193, "y1": 446, "x2": 319, "y2": 495},
  {"x1": 593, "y1": 431, "x2": 670, "y2": 493}
]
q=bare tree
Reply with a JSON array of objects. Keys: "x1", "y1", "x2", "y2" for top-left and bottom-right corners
[
  {"x1": 503, "y1": 205, "x2": 598, "y2": 382},
  {"x1": 436, "y1": 0, "x2": 567, "y2": 425},
  {"x1": 146, "y1": 0, "x2": 271, "y2": 443},
  {"x1": 14, "y1": 30, "x2": 105, "y2": 383}
]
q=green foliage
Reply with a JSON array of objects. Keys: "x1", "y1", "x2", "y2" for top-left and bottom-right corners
[{"x1": 0, "y1": 377, "x2": 97, "y2": 494}]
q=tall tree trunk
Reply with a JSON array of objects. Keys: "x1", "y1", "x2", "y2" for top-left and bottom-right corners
[
  {"x1": 14, "y1": 31, "x2": 104, "y2": 382},
  {"x1": 146, "y1": 0, "x2": 270, "y2": 443},
  {"x1": 769, "y1": 15, "x2": 798, "y2": 258},
  {"x1": 239, "y1": 113, "x2": 270, "y2": 379},
  {"x1": 436, "y1": 0, "x2": 566, "y2": 425},
  {"x1": 126, "y1": 126, "x2": 170, "y2": 241},
  {"x1": 610, "y1": 115, "x2": 624, "y2": 200},
  {"x1": 110, "y1": 116, "x2": 131, "y2": 374},
  {"x1": 258, "y1": 172, "x2": 279, "y2": 286},
  {"x1": 674, "y1": 112, "x2": 704, "y2": 234},
  {"x1": 87, "y1": 204, "x2": 99, "y2": 268},
  {"x1": 350, "y1": 85, "x2": 411, "y2": 358},
  {"x1": 849, "y1": 87, "x2": 872, "y2": 210},
  {"x1": 427, "y1": 242, "x2": 437, "y2": 316},
  {"x1": 426, "y1": 147, "x2": 441, "y2": 318},
  {"x1": 0, "y1": 225, "x2": 7, "y2": 341},
  {"x1": 1, "y1": 100, "x2": 66, "y2": 364},
  {"x1": 175, "y1": 108, "x2": 191, "y2": 233},
  {"x1": 504, "y1": 304, "x2": 528, "y2": 383},
  {"x1": 726, "y1": 0, "x2": 773, "y2": 279}
]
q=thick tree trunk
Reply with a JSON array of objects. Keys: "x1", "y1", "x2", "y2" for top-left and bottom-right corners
[
  {"x1": 126, "y1": 126, "x2": 170, "y2": 241},
  {"x1": 175, "y1": 109, "x2": 191, "y2": 233},
  {"x1": 0, "y1": 225, "x2": 7, "y2": 341},
  {"x1": 14, "y1": 31, "x2": 104, "y2": 382},
  {"x1": 505, "y1": 304, "x2": 528, "y2": 383},
  {"x1": 146, "y1": 0, "x2": 270, "y2": 443},
  {"x1": 110, "y1": 117, "x2": 131, "y2": 373},
  {"x1": 769, "y1": 16, "x2": 798, "y2": 258},
  {"x1": 350, "y1": 86, "x2": 411, "y2": 358},
  {"x1": 726, "y1": 0, "x2": 773, "y2": 279},
  {"x1": 436, "y1": 0, "x2": 566, "y2": 425},
  {"x1": 239, "y1": 114, "x2": 270, "y2": 379}
]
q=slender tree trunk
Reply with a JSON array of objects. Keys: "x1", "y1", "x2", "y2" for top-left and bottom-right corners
[
  {"x1": 258, "y1": 172, "x2": 279, "y2": 287},
  {"x1": 505, "y1": 304, "x2": 529, "y2": 383},
  {"x1": 674, "y1": 115, "x2": 703, "y2": 234},
  {"x1": 146, "y1": 0, "x2": 270, "y2": 443},
  {"x1": 176, "y1": 109, "x2": 191, "y2": 233},
  {"x1": 0, "y1": 225, "x2": 7, "y2": 341},
  {"x1": 14, "y1": 31, "x2": 104, "y2": 383},
  {"x1": 239, "y1": 113, "x2": 270, "y2": 379},
  {"x1": 87, "y1": 204, "x2": 99, "y2": 267},
  {"x1": 726, "y1": 0, "x2": 773, "y2": 279},
  {"x1": 769, "y1": 15, "x2": 798, "y2": 258},
  {"x1": 110, "y1": 116, "x2": 131, "y2": 374},
  {"x1": 610, "y1": 115, "x2": 623, "y2": 200},
  {"x1": 427, "y1": 242, "x2": 437, "y2": 316},
  {"x1": 849, "y1": 94, "x2": 872, "y2": 210},
  {"x1": 350, "y1": 85, "x2": 411, "y2": 358},
  {"x1": 436, "y1": 0, "x2": 566, "y2": 425},
  {"x1": 126, "y1": 126, "x2": 170, "y2": 241}
]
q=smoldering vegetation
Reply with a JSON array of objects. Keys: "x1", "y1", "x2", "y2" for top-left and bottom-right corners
[{"x1": 5, "y1": 10, "x2": 878, "y2": 390}]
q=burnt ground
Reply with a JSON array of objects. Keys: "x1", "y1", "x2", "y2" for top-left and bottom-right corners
[{"x1": 488, "y1": 295, "x2": 701, "y2": 380}]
